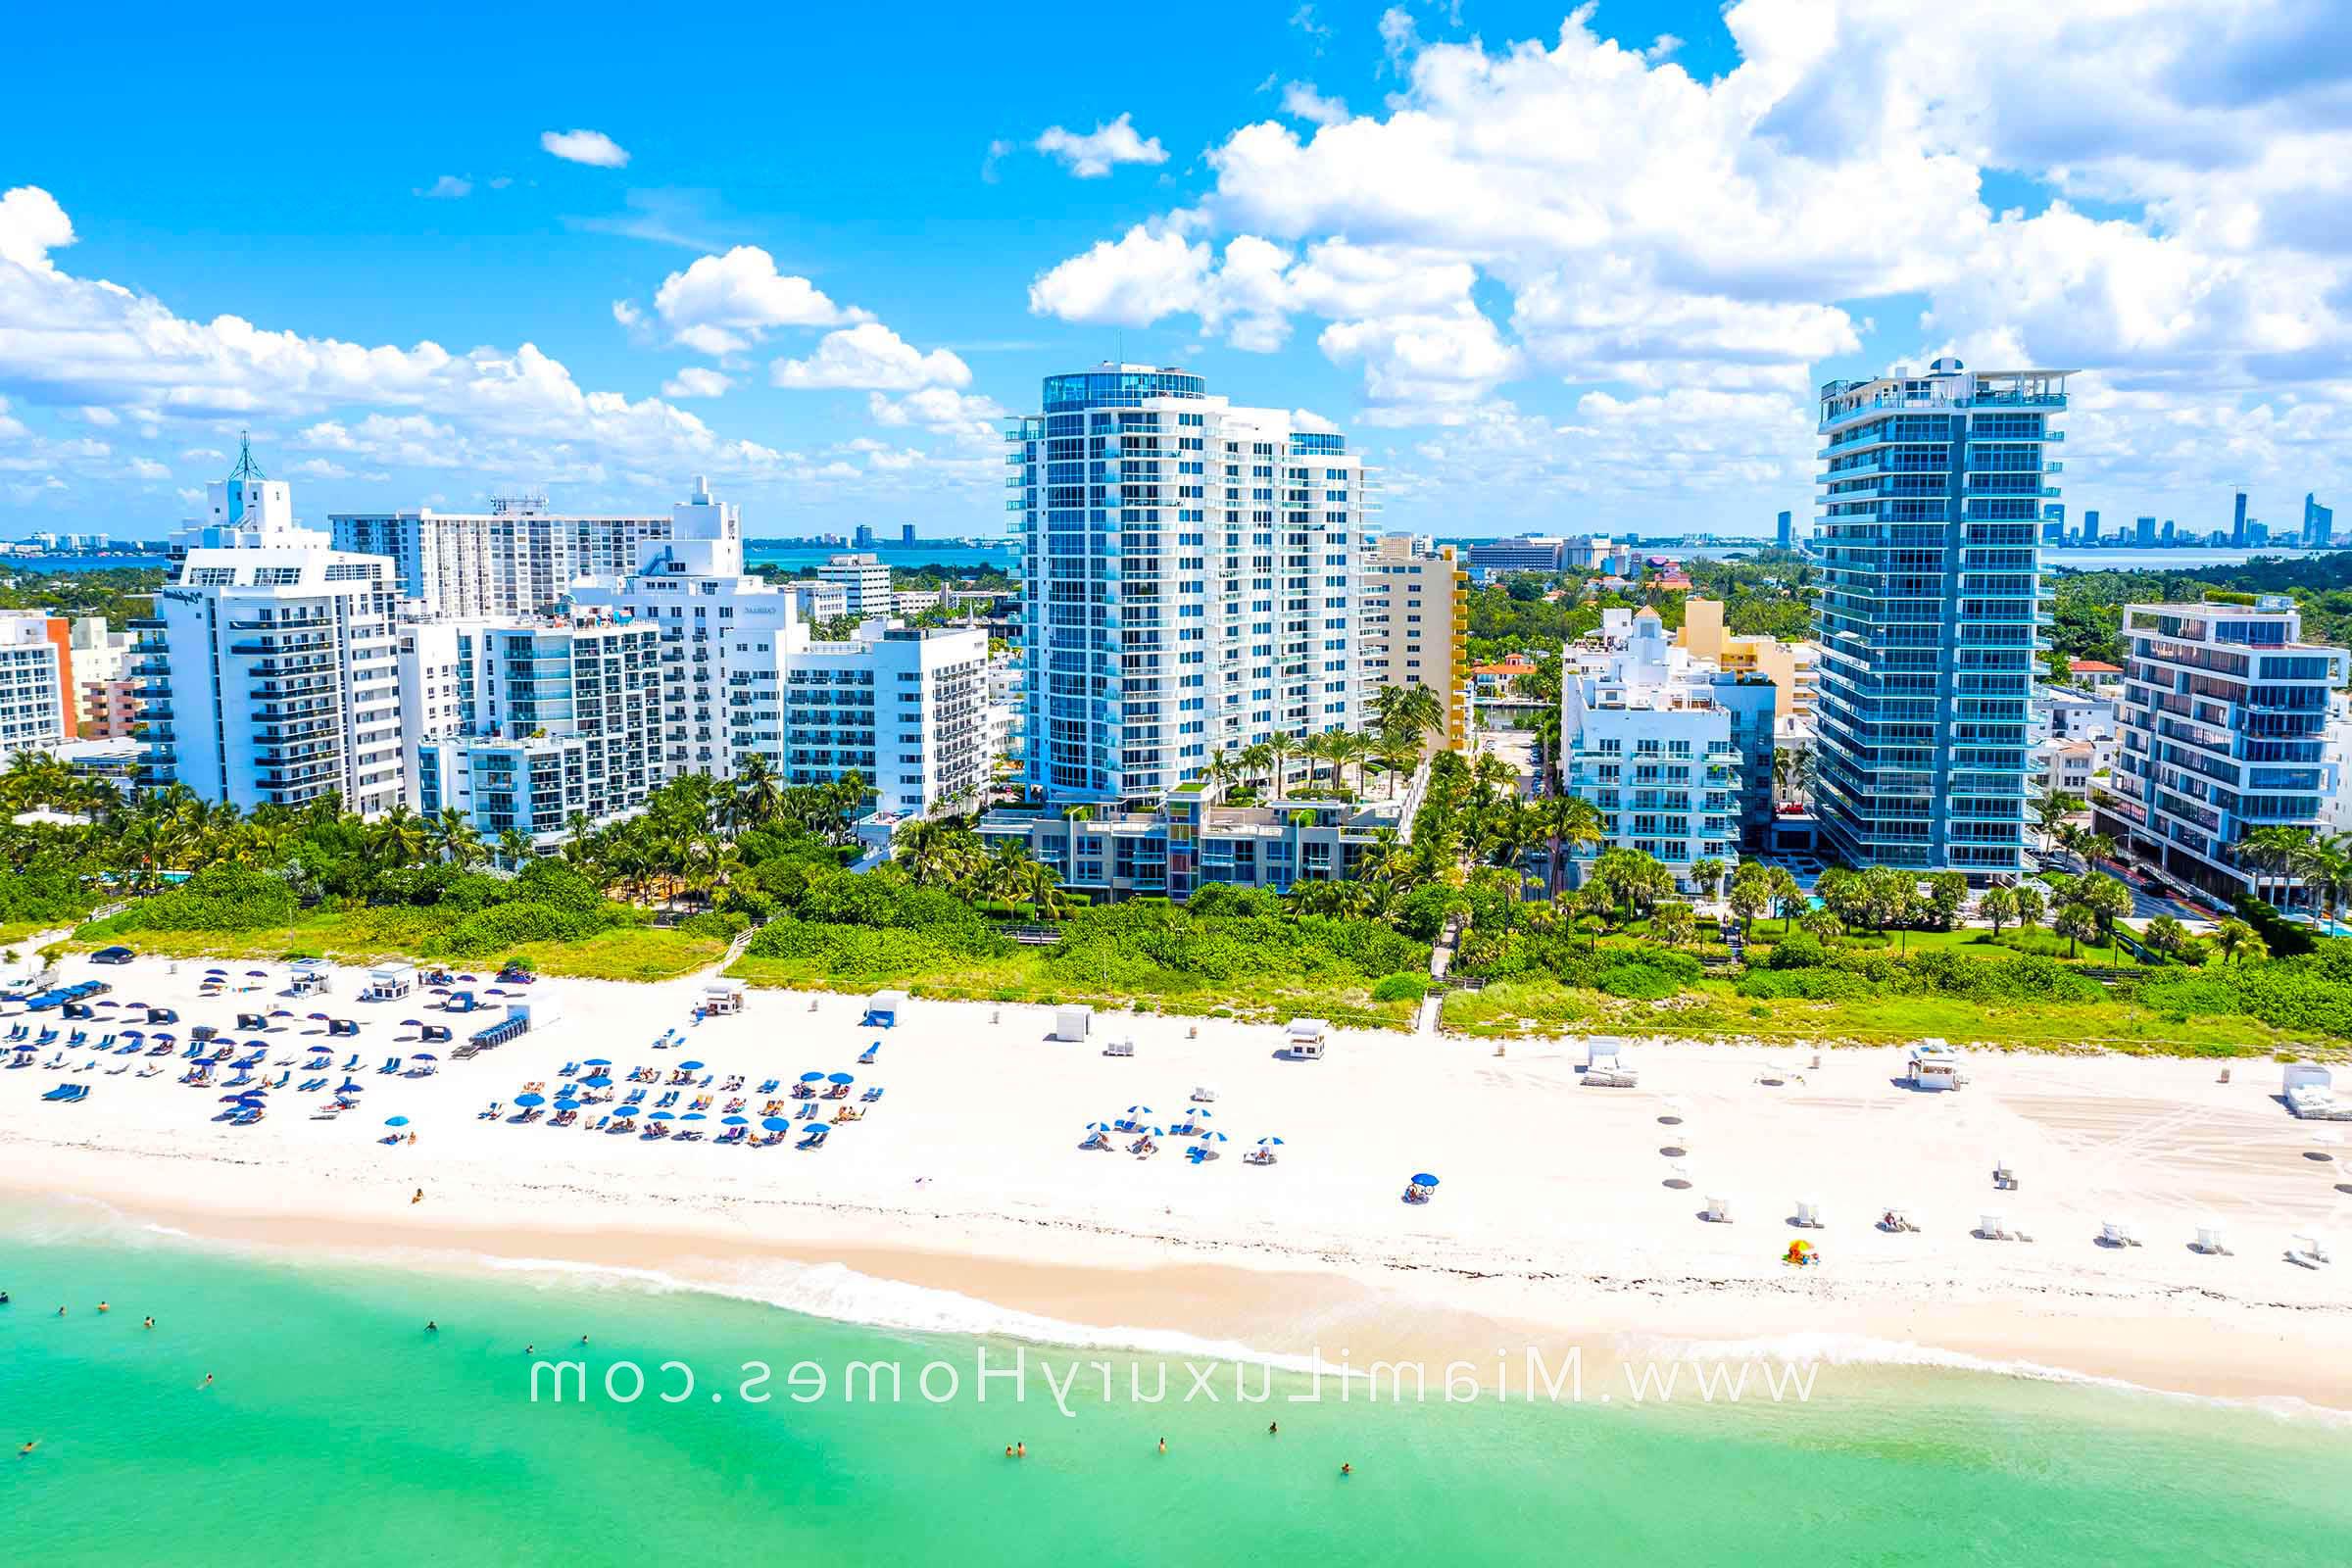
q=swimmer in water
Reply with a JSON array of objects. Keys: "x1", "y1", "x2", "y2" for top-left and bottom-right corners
[
  {"x1": 19, "y1": 1441, "x2": 36, "y2": 1457},
  {"x1": 97, "y1": 1300, "x2": 110, "y2": 1313},
  {"x1": 1004, "y1": 1445, "x2": 1014, "y2": 1458},
  {"x1": 1341, "y1": 1462, "x2": 1352, "y2": 1477},
  {"x1": 200, "y1": 1374, "x2": 214, "y2": 1390},
  {"x1": 143, "y1": 1317, "x2": 154, "y2": 1331},
  {"x1": 524, "y1": 1344, "x2": 534, "y2": 1355},
  {"x1": 1157, "y1": 1437, "x2": 1166, "y2": 1455},
  {"x1": 57, "y1": 1305, "x2": 68, "y2": 1316},
  {"x1": 426, "y1": 1321, "x2": 438, "y2": 1333},
  {"x1": 1267, "y1": 1421, "x2": 1279, "y2": 1436},
  {"x1": 1015, "y1": 1441, "x2": 1026, "y2": 1458}
]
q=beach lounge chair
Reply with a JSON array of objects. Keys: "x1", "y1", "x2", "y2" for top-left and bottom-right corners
[
  {"x1": 1703, "y1": 1196, "x2": 1733, "y2": 1223},
  {"x1": 1103, "y1": 1039, "x2": 1135, "y2": 1057},
  {"x1": 797, "y1": 1126, "x2": 829, "y2": 1150},
  {"x1": 377, "y1": 1055, "x2": 401, "y2": 1074},
  {"x1": 145, "y1": 1043, "x2": 172, "y2": 1057},
  {"x1": 857, "y1": 1043, "x2": 879, "y2": 1065},
  {"x1": 340, "y1": 1054, "x2": 361, "y2": 1070},
  {"x1": 40, "y1": 1083, "x2": 82, "y2": 1102},
  {"x1": 2099, "y1": 1220, "x2": 2141, "y2": 1248},
  {"x1": 299, "y1": 1077, "x2": 326, "y2": 1092},
  {"x1": 1991, "y1": 1160, "x2": 2018, "y2": 1191},
  {"x1": 861, "y1": 1087, "x2": 884, "y2": 1103},
  {"x1": 2286, "y1": 1234, "x2": 2332, "y2": 1269},
  {"x1": 756, "y1": 1078, "x2": 779, "y2": 1095},
  {"x1": 1977, "y1": 1213, "x2": 2031, "y2": 1242},
  {"x1": 2193, "y1": 1225, "x2": 2230, "y2": 1255},
  {"x1": 1794, "y1": 1200, "x2": 1824, "y2": 1229},
  {"x1": 135, "y1": 1064, "x2": 161, "y2": 1077}
]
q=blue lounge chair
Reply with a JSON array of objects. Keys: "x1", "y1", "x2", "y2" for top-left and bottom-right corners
[
  {"x1": 756, "y1": 1078, "x2": 779, "y2": 1095},
  {"x1": 298, "y1": 1077, "x2": 326, "y2": 1092},
  {"x1": 797, "y1": 1127, "x2": 829, "y2": 1150},
  {"x1": 41, "y1": 1083, "x2": 85, "y2": 1102},
  {"x1": 340, "y1": 1054, "x2": 361, "y2": 1071},
  {"x1": 857, "y1": 1043, "x2": 879, "y2": 1065},
  {"x1": 861, "y1": 1087, "x2": 885, "y2": 1103}
]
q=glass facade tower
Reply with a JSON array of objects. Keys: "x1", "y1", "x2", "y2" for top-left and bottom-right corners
[
  {"x1": 1006, "y1": 364, "x2": 1371, "y2": 806},
  {"x1": 1812, "y1": 358, "x2": 2069, "y2": 875}
]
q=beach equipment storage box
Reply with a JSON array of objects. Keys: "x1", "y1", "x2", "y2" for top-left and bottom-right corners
[
  {"x1": 1054, "y1": 1004, "x2": 1093, "y2": 1043},
  {"x1": 703, "y1": 981, "x2": 745, "y2": 1015},
  {"x1": 1288, "y1": 1018, "x2": 1329, "y2": 1059},
  {"x1": 1908, "y1": 1040, "x2": 1965, "y2": 1090},
  {"x1": 362, "y1": 962, "x2": 415, "y2": 1001},
  {"x1": 863, "y1": 990, "x2": 906, "y2": 1028}
]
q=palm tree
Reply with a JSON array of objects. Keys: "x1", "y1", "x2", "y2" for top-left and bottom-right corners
[
  {"x1": 1263, "y1": 731, "x2": 1300, "y2": 799},
  {"x1": 496, "y1": 828, "x2": 534, "y2": 869},
  {"x1": 1202, "y1": 747, "x2": 1235, "y2": 799},
  {"x1": 1979, "y1": 885, "x2": 2017, "y2": 936},
  {"x1": 2239, "y1": 824, "x2": 2308, "y2": 912},
  {"x1": 1541, "y1": 796, "x2": 1604, "y2": 897},
  {"x1": 2034, "y1": 790, "x2": 2084, "y2": 854},
  {"x1": 1765, "y1": 865, "x2": 1803, "y2": 930},
  {"x1": 2210, "y1": 917, "x2": 2264, "y2": 965},
  {"x1": 732, "y1": 751, "x2": 784, "y2": 834},
  {"x1": 1689, "y1": 858, "x2": 1726, "y2": 902},
  {"x1": 2290, "y1": 831, "x2": 2352, "y2": 929},
  {"x1": 1373, "y1": 733, "x2": 1421, "y2": 800},
  {"x1": 369, "y1": 804, "x2": 428, "y2": 868},
  {"x1": 2053, "y1": 900, "x2": 2099, "y2": 958},
  {"x1": 1238, "y1": 742, "x2": 1275, "y2": 799}
]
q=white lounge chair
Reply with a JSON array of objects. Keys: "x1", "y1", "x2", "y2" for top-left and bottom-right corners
[
  {"x1": 1979, "y1": 1212, "x2": 2015, "y2": 1241},
  {"x1": 2193, "y1": 1225, "x2": 2230, "y2": 1255},
  {"x1": 2099, "y1": 1220, "x2": 2141, "y2": 1248},
  {"x1": 1103, "y1": 1039, "x2": 1135, "y2": 1057},
  {"x1": 2286, "y1": 1233, "x2": 2331, "y2": 1268},
  {"x1": 1794, "y1": 1200, "x2": 1824, "y2": 1229},
  {"x1": 1703, "y1": 1195, "x2": 1733, "y2": 1223}
]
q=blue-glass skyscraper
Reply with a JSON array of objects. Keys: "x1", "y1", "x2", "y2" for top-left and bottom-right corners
[{"x1": 1812, "y1": 358, "x2": 2069, "y2": 876}]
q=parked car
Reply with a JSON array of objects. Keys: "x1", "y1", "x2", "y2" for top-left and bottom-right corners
[{"x1": 91, "y1": 946, "x2": 136, "y2": 965}]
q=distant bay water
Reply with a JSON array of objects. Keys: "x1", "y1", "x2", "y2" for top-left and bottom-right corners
[{"x1": 747, "y1": 540, "x2": 1015, "y2": 573}]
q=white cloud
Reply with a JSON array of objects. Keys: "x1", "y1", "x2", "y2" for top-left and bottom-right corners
[
  {"x1": 661, "y1": 368, "x2": 732, "y2": 399},
  {"x1": 1289, "y1": 4, "x2": 1331, "y2": 45},
  {"x1": 1034, "y1": 114, "x2": 1169, "y2": 178},
  {"x1": 0, "y1": 185, "x2": 74, "y2": 270},
  {"x1": 78, "y1": 405, "x2": 118, "y2": 425},
  {"x1": 771, "y1": 322, "x2": 972, "y2": 391},
  {"x1": 0, "y1": 186, "x2": 798, "y2": 495},
  {"x1": 416, "y1": 174, "x2": 472, "y2": 200},
  {"x1": 1280, "y1": 82, "x2": 1349, "y2": 127},
  {"x1": 867, "y1": 386, "x2": 1006, "y2": 449},
  {"x1": 646, "y1": 246, "x2": 856, "y2": 354},
  {"x1": 540, "y1": 129, "x2": 630, "y2": 169},
  {"x1": 1027, "y1": 223, "x2": 1210, "y2": 324},
  {"x1": 127, "y1": 456, "x2": 170, "y2": 480},
  {"x1": 290, "y1": 457, "x2": 352, "y2": 480}
]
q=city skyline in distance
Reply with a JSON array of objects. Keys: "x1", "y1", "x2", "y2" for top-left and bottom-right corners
[{"x1": 3, "y1": 3, "x2": 2348, "y2": 541}]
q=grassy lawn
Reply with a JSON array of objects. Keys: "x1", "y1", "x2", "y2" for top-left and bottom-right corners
[
  {"x1": 0, "y1": 920, "x2": 69, "y2": 952},
  {"x1": 511, "y1": 928, "x2": 725, "y2": 982},
  {"x1": 725, "y1": 948, "x2": 1417, "y2": 1032},
  {"x1": 1735, "y1": 921, "x2": 2160, "y2": 968},
  {"x1": 1440, "y1": 975, "x2": 2311, "y2": 1056},
  {"x1": 63, "y1": 911, "x2": 723, "y2": 982}
]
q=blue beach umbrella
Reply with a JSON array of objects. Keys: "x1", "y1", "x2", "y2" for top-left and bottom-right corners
[
  {"x1": 1124, "y1": 1104, "x2": 1152, "y2": 1114},
  {"x1": 411, "y1": 1052, "x2": 438, "y2": 1061},
  {"x1": 762, "y1": 1116, "x2": 791, "y2": 1131},
  {"x1": 681, "y1": 1112, "x2": 706, "y2": 1122},
  {"x1": 1411, "y1": 1173, "x2": 1439, "y2": 1188},
  {"x1": 514, "y1": 1093, "x2": 546, "y2": 1107},
  {"x1": 827, "y1": 1072, "x2": 854, "y2": 1085},
  {"x1": 584, "y1": 1058, "x2": 612, "y2": 1067},
  {"x1": 581, "y1": 1075, "x2": 612, "y2": 1089},
  {"x1": 650, "y1": 1110, "x2": 674, "y2": 1120},
  {"x1": 721, "y1": 1115, "x2": 749, "y2": 1126},
  {"x1": 398, "y1": 1018, "x2": 423, "y2": 1027},
  {"x1": 678, "y1": 1059, "x2": 705, "y2": 1071},
  {"x1": 1193, "y1": 1130, "x2": 1228, "y2": 1143},
  {"x1": 1257, "y1": 1137, "x2": 1285, "y2": 1147},
  {"x1": 385, "y1": 1115, "x2": 410, "y2": 1127},
  {"x1": 1086, "y1": 1120, "x2": 1117, "y2": 1131},
  {"x1": 799, "y1": 1071, "x2": 826, "y2": 1083}
]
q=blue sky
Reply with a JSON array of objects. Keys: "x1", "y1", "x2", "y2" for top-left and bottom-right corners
[{"x1": 3, "y1": 1, "x2": 2349, "y2": 539}]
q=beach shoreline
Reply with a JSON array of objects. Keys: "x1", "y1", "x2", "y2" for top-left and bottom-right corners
[{"x1": 5, "y1": 954, "x2": 2349, "y2": 1413}]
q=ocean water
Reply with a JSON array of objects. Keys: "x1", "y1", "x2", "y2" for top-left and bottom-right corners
[
  {"x1": 747, "y1": 542, "x2": 1013, "y2": 573},
  {"x1": 4, "y1": 1213, "x2": 2348, "y2": 1567}
]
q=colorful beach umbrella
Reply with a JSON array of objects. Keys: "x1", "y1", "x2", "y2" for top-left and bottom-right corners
[
  {"x1": 1193, "y1": 1130, "x2": 1228, "y2": 1143},
  {"x1": 1125, "y1": 1104, "x2": 1152, "y2": 1114}
]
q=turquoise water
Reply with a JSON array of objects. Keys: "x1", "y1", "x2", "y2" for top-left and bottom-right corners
[{"x1": 4, "y1": 1220, "x2": 2348, "y2": 1566}]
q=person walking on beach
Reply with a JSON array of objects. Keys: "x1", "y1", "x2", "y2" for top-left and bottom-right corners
[{"x1": 412, "y1": 1188, "x2": 423, "y2": 1204}]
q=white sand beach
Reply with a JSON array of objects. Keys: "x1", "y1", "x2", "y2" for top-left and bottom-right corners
[{"x1": 4, "y1": 951, "x2": 2349, "y2": 1408}]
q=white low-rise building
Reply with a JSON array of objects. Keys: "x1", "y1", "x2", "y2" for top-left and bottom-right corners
[
  {"x1": 818, "y1": 553, "x2": 894, "y2": 618},
  {"x1": 0, "y1": 612, "x2": 72, "y2": 760},
  {"x1": 1560, "y1": 609, "x2": 1742, "y2": 889}
]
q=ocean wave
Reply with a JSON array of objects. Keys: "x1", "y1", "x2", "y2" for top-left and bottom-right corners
[
  {"x1": 467, "y1": 1250, "x2": 1338, "y2": 1374},
  {"x1": 1626, "y1": 1329, "x2": 2352, "y2": 1429}
]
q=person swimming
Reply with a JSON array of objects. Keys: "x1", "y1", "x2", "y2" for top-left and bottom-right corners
[
  {"x1": 426, "y1": 1321, "x2": 438, "y2": 1333},
  {"x1": 524, "y1": 1344, "x2": 534, "y2": 1355},
  {"x1": 1004, "y1": 1445, "x2": 1014, "y2": 1458},
  {"x1": 200, "y1": 1374, "x2": 214, "y2": 1389},
  {"x1": 1267, "y1": 1421, "x2": 1279, "y2": 1436},
  {"x1": 143, "y1": 1316, "x2": 154, "y2": 1330},
  {"x1": 96, "y1": 1300, "x2": 109, "y2": 1313},
  {"x1": 56, "y1": 1305, "x2": 66, "y2": 1316},
  {"x1": 1157, "y1": 1437, "x2": 1166, "y2": 1455},
  {"x1": 19, "y1": 1441, "x2": 36, "y2": 1457},
  {"x1": 1015, "y1": 1441, "x2": 1026, "y2": 1458},
  {"x1": 1341, "y1": 1462, "x2": 1352, "y2": 1477}
]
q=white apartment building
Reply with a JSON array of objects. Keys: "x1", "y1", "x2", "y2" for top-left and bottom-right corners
[
  {"x1": 1560, "y1": 610, "x2": 1743, "y2": 888},
  {"x1": 817, "y1": 553, "x2": 894, "y2": 618},
  {"x1": 330, "y1": 495, "x2": 673, "y2": 619},
  {"x1": 401, "y1": 612, "x2": 664, "y2": 847},
  {"x1": 138, "y1": 451, "x2": 403, "y2": 813},
  {"x1": 568, "y1": 479, "x2": 989, "y2": 818},
  {"x1": 0, "y1": 612, "x2": 72, "y2": 760},
  {"x1": 2097, "y1": 595, "x2": 2350, "y2": 904},
  {"x1": 1362, "y1": 533, "x2": 1468, "y2": 754},
  {"x1": 785, "y1": 581, "x2": 849, "y2": 624},
  {"x1": 1006, "y1": 365, "x2": 1371, "y2": 805}
]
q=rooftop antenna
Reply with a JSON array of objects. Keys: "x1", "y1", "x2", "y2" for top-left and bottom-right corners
[{"x1": 227, "y1": 428, "x2": 266, "y2": 482}]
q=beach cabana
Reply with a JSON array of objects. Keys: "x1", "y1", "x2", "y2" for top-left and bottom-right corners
[
  {"x1": 702, "y1": 981, "x2": 746, "y2": 1016},
  {"x1": 1287, "y1": 1018, "x2": 1329, "y2": 1060},
  {"x1": 288, "y1": 959, "x2": 332, "y2": 997},
  {"x1": 1584, "y1": 1038, "x2": 1638, "y2": 1087},
  {"x1": 1907, "y1": 1040, "x2": 1967, "y2": 1091},
  {"x1": 362, "y1": 963, "x2": 416, "y2": 1003},
  {"x1": 1053, "y1": 1004, "x2": 1093, "y2": 1043},
  {"x1": 862, "y1": 990, "x2": 906, "y2": 1028}
]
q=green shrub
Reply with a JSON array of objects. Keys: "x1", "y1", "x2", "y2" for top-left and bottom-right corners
[{"x1": 1370, "y1": 972, "x2": 1430, "y2": 1003}]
